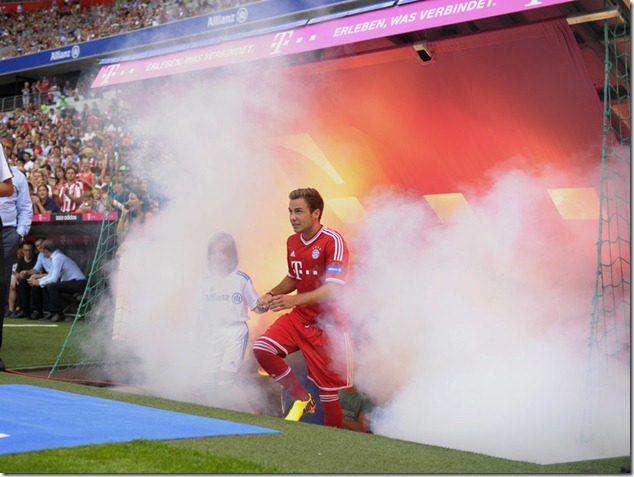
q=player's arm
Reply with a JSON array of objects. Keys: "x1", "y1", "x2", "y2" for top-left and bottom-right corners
[
  {"x1": 268, "y1": 275, "x2": 297, "y2": 296},
  {"x1": 256, "y1": 276, "x2": 296, "y2": 309},
  {"x1": 243, "y1": 279, "x2": 270, "y2": 314},
  {"x1": 268, "y1": 281, "x2": 342, "y2": 313}
]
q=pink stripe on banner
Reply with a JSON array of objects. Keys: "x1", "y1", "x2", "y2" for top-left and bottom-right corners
[{"x1": 92, "y1": 0, "x2": 575, "y2": 88}]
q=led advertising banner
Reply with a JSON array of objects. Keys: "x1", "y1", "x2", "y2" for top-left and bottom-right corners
[
  {"x1": 0, "y1": 0, "x2": 352, "y2": 74},
  {"x1": 92, "y1": 0, "x2": 576, "y2": 88}
]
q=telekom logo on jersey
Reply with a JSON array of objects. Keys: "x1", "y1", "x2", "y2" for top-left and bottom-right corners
[
  {"x1": 291, "y1": 260, "x2": 303, "y2": 279},
  {"x1": 291, "y1": 260, "x2": 319, "y2": 279}
]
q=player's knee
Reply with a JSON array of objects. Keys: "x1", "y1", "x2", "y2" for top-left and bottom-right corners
[{"x1": 252, "y1": 338, "x2": 275, "y2": 364}]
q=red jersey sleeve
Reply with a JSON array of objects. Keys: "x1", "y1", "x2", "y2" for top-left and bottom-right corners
[{"x1": 322, "y1": 228, "x2": 348, "y2": 286}]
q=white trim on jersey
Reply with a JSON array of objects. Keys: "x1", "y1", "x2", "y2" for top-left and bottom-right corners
[
  {"x1": 322, "y1": 227, "x2": 345, "y2": 262},
  {"x1": 298, "y1": 226, "x2": 345, "y2": 262},
  {"x1": 300, "y1": 226, "x2": 323, "y2": 246}
]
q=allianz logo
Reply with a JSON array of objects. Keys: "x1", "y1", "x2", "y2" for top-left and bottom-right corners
[
  {"x1": 207, "y1": 6, "x2": 248, "y2": 27},
  {"x1": 50, "y1": 45, "x2": 80, "y2": 61}
]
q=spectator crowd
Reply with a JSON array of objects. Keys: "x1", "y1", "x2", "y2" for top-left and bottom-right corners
[
  {"x1": 0, "y1": 0, "x2": 259, "y2": 59},
  {"x1": 1, "y1": 93, "x2": 161, "y2": 218}
]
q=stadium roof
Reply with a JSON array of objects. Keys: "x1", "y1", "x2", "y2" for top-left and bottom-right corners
[{"x1": 0, "y1": 0, "x2": 630, "y2": 108}]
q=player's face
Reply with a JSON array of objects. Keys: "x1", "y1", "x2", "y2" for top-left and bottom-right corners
[
  {"x1": 207, "y1": 241, "x2": 232, "y2": 276},
  {"x1": 289, "y1": 198, "x2": 320, "y2": 237}
]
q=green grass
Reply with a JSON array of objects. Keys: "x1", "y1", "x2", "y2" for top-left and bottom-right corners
[
  {"x1": 0, "y1": 317, "x2": 630, "y2": 473},
  {"x1": 1, "y1": 316, "x2": 78, "y2": 369},
  {"x1": 0, "y1": 439, "x2": 284, "y2": 474}
]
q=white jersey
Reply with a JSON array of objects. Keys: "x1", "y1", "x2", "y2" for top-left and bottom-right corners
[
  {"x1": 195, "y1": 268, "x2": 259, "y2": 378},
  {"x1": 196, "y1": 268, "x2": 259, "y2": 325}
]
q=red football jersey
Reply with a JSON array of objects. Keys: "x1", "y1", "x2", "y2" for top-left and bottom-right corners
[
  {"x1": 60, "y1": 179, "x2": 86, "y2": 213},
  {"x1": 286, "y1": 225, "x2": 349, "y2": 326}
]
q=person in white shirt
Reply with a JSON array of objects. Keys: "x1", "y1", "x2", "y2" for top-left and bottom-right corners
[
  {"x1": 0, "y1": 132, "x2": 19, "y2": 370},
  {"x1": 28, "y1": 239, "x2": 86, "y2": 323}
]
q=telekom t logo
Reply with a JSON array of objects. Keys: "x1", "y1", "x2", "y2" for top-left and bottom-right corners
[
  {"x1": 100, "y1": 64, "x2": 120, "y2": 84},
  {"x1": 270, "y1": 31, "x2": 294, "y2": 54},
  {"x1": 291, "y1": 260, "x2": 303, "y2": 280}
]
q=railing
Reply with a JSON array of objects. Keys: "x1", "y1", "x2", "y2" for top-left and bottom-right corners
[
  {"x1": 3, "y1": 92, "x2": 47, "y2": 113},
  {"x1": 1, "y1": 91, "x2": 89, "y2": 113},
  {"x1": 0, "y1": 95, "x2": 22, "y2": 113}
]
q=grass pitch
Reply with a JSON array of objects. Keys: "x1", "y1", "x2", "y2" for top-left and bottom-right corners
[{"x1": 0, "y1": 316, "x2": 629, "y2": 473}]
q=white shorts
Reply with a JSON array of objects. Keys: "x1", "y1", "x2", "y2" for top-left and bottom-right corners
[{"x1": 203, "y1": 322, "x2": 249, "y2": 376}]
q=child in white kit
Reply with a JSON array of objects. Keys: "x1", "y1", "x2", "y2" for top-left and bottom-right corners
[{"x1": 195, "y1": 232, "x2": 267, "y2": 409}]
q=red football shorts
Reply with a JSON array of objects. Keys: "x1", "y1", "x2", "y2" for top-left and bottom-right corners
[{"x1": 259, "y1": 311, "x2": 353, "y2": 392}]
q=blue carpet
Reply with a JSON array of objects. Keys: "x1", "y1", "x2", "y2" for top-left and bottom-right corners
[{"x1": 0, "y1": 384, "x2": 279, "y2": 455}]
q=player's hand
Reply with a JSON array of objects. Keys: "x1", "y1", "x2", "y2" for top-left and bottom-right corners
[
  {"x1": 268, "y1": 294, "x2": 295, "y2": 312},
  {"x1": 256, "y1": 293, "x2": 272, "y2": 310}
]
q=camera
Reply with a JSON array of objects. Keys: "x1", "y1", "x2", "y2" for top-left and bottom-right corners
[{"x1": 111, "y1": 199, "x2": 129, "y2": 210}]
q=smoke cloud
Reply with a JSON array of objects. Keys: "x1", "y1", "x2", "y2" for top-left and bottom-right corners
[
  {"x1": 97, "y1": 70, "x2": 296, "y2": 413},
  {"x1": 343, "y1": 165, "x2": 630, "y2": 464}
]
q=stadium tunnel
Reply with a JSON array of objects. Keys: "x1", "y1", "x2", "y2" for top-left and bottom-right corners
[{"x1": 94, "y1": 15, "x2": 605, "y2": 247}]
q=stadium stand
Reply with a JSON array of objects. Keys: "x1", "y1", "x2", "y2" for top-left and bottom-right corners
[{"x1": 0, "y1": 0, "x2": 259, "y2": 59}]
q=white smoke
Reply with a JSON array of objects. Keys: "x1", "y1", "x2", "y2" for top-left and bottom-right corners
[
  {"x1": 85, "y1": 54, "x2": 630, "y2": 465},
  {"x1": 98, "y1": 71, "x2": 293, "y2": 413},
  {"x1": 343, "y1": 165, "x2": 630, "y2": 464}
]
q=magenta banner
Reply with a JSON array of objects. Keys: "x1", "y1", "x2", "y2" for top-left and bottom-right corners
[
  {"x1": 32, "y1": 212, "x2": 118, "y2": 222},
  {"x1": 92, "y1": 0, "x2": 576, "y2": 88}
]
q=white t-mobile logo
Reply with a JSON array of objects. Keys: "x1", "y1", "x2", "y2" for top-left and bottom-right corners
[
  {"x1": 270, "y1": 31, "x2": 293, "y2": 54},
  {"x1": 100, "y1": 64, "x2": 120, "y2": 84},
  {"x1": 291, "y1": 260, "x2": 303, "y2": 279}
]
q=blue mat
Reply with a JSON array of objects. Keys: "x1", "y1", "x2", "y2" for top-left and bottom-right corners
[{"x1": 0, "y1": 384, "x2": 279, "y2": 455}]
